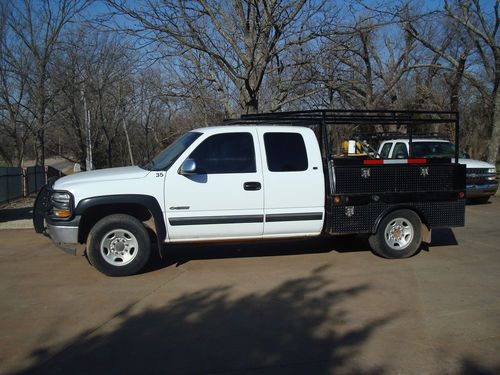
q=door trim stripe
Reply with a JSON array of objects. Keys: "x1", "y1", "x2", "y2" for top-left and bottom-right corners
[
  {"x1": 168, "y1": 212, "x2": 323, "y2": 226},
  {"x1": 169, "y1": 215, "x2": 264, "y2": 226},
  {"x1": 265, "y1": 212, "x2": 323, "y2": 222}
]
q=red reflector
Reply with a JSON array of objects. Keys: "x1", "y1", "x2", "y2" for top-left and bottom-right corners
[
  {"x1": 408, "y1": 158, "x2": 427, "y2": 164},
  {"x1": 364, "y1": 159, "x2": 384, "y2": 165},
  {"x1": 459, "y1": 191, "x2": 465, "y2": 198}
]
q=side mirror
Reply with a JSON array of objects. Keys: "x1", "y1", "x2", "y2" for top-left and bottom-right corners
[{"x1": 179, "y1": 159, "x2": 197, "y2": 175}]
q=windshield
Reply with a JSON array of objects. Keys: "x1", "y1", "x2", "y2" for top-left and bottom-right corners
[
  {"x1": 142, "y1": 132, "x2": 202, "y2": 171},
  {"x1": 412, "y1": 141, "x2": 456, "y2": 158}
]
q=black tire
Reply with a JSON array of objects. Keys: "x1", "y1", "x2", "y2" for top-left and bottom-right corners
[
  {"x1": 87, "y1": 214, "x2": 151, "y2": 276},
  {"x1": 469, "y1": 196, "x2": 490, "y2": 204},
  {"x1": 369, "y1": 209, "x2": 422, "y2": 259}
]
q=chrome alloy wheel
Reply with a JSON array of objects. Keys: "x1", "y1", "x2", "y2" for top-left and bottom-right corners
[
  {"x1": 384, "y1": 218, "x2": 414, "y2": 250},
  {"x1": 100, "y1": 229, "x2": 139, "y2": 266}
]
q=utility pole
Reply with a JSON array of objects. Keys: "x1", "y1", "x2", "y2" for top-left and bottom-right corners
[
  {"x1": 81, "y1": 85, "x2": 93, "y2": 170},
  {"x1": 123, "y1": 118, "x2": 135, "y2": 165}
]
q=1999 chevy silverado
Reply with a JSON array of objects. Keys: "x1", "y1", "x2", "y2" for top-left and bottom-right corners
[{"x1": 34, "y1": 110, "x2": 466, "y2": 276}]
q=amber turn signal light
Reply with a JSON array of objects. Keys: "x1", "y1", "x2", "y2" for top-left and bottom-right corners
[{"x1": 53, "y1": 209, "x2": 72, "y2": 218}]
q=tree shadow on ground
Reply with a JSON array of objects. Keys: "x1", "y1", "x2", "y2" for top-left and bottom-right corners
[
  {"x1": 141, "y1": 228, "x2": 458, "y2": 273},
  {"x1": 140, "y1": 235, "x2": 371, "y2": 272},
  {"x1": 19, "y1": 266, "x2": 392, "y2": 375},
  {"x1": 458, "y1": 359, "x2": 500, "y2": 375}
]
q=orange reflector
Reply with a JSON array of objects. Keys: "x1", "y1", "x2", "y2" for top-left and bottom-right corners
[
  {"x1": 54, "y1": 210, "x2": 72, "y2": 218},
  {"x1": 334, "y1": 196, "x2": 341, "y2": 204}
]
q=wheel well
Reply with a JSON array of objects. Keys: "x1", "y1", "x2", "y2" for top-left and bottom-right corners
[
  {"x1": 372, "y1": 206, "x2": 429, "y2": 234},
  {"x1": 78, "y1": 203, "x2": 152, "y2": 244}
]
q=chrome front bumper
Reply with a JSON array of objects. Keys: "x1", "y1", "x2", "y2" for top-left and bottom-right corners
[
  {"x1": 34, "y1": 183, "x2": 81, "y2": 255},
  {"x1": 46, "y1": 224, "x2": 79, "y2": 255},
  {"x1": 466, "y1": 181, "x2": 499, "y2": 198}
]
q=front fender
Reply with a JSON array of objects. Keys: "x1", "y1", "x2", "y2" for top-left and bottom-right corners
[{"x1": 75, "y1": 194, "x2": 166, "y2": 256}]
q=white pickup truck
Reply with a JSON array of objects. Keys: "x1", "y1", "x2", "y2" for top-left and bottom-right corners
[
  {"x1": 34, "y1": 110, "x2": 466, "y2": 276},
  {"x1": 377, "y1": 138, "x2": 498, "y2": 203}
]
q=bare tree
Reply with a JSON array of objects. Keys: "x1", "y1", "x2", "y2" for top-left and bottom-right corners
[
  {"x1": 0, "y1": 2, "x2": 31, "y2": 166},
  {"x1": 444, "y1": 0, "x2": 500, "y2": 164},
  {"x1": 106, "y1": 0, "x2": 326, "y2": 114},
  {"x1": 52, "y1": 28, "x2": 137, "y2": 169},
  {"x1": 51, "y1": 28, "x2": 102, "y2": 168},
  {"x1": 310, "y1": 15, "x2": 416, "y2": 112},
  {"x1": 401, "y1": 0, "x2": 499, "y2": 162},
  {"x1": 4, "y1": 0, "x2": 90, "y2": 168}
]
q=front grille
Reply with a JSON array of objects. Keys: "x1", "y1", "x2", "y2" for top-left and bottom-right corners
[
  {"x1": 466, "y1": 168, "x2": 496, "y2": 185},
  {"x1": 467, "y1": 168, "x2": 489, "y2": 175}
]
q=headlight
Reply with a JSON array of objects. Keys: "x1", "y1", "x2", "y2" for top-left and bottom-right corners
[
  {"x1": 52, "y1": 192, "x2": 71, "y2": 203},
  {"x1": 487, "y1": 168, "x2": 496, "y2": 174},
  {"x1": 50, "y1": 191, "x2": 73, "y2": 218}
]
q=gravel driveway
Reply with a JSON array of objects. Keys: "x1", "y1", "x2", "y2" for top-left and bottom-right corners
[{"x1": 1, "y1": 199, "x2": 499, "y2": 375}]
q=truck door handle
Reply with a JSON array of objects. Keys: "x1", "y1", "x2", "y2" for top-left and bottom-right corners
[{"x1": 244, "y1": 182, "x2": 261, "y2": 191}]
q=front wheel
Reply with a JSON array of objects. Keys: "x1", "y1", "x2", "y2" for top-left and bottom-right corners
[
  {"x1": 369, "y1": 209, "x2": 422, "y2": 259},
  {"x1": 87, "y1": 214, "x2": 151, "y2": 276}
]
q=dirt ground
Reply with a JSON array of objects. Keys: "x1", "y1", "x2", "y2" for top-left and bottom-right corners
[{"x1": 0, "y1": 199, "x2": 499, "y2": 375}]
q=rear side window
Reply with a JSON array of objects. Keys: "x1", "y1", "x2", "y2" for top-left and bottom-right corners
[
  {"x1": 188, "y1": 132, "x2": 256, "y2": 174},
  {"x1": 379, "y1": 143, "x2": 392, "y2": 158},
  {"x1": 264, "y1": 132, "x2": 308, "y2": 172}
]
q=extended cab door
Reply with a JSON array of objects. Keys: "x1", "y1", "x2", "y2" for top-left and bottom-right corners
[
  {"x1": 165, "y1": 129, "x2": 264, "y2": 241},
  {"x1": 257, "y1": 128, "x2": 325, "y2": 237}
]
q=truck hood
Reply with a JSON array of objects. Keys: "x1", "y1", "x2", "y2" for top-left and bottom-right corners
[
  {"x1": 457, "y1": 158, "x2": 495, "y2": 169},
  {"x1": 54, "y1": 166, "x2": 149, "y2": 190}
]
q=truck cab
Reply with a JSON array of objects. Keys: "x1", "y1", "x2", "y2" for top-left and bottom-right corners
[
  {"x1": 35, "y1": 126, "x2": 325, "y2": 276},
  {"x1": 378, "y1": 139, "x2": 498, "y2": 203}
]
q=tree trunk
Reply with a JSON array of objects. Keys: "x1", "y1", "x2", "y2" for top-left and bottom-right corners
[
  {"x1": 35, "y1": 129, "x2": 45, "y2": 169},
  {"x1": 449, "y1": 57, "x2": 465, "y2": 113},
  {"x1": 145, "y1": 125, "x2": 150, "y2": 161},
  {"x1": 15, "y1": 134, "x2": 25, "y2": 167},
  {"x1": 123, "y1": 119, "x2": 134, "y2": 165},
  {"x1": 240, "y1": 83, "x2": 259, "y2": 114},
  {"x1": 487, "y1": 86, "x2": 500, "y2": 164},
  {"x1": 245, "y1": 97, "x2": 259, "y2": 114},
  {"x1": 107, "y1": 141, "x2": 113, "y2": 168}
]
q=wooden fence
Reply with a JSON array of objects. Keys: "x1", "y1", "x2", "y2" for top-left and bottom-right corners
[{"x1": 0, "y1": 166, "x2": 64, "y2": 205}]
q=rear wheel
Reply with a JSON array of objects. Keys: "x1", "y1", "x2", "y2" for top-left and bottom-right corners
[
  {"x1": 87, "y1": 214, "x2": 151, "y2": 276},
  {"x1": 369, "y1": 209, "x2": 422, "y2": 259}
]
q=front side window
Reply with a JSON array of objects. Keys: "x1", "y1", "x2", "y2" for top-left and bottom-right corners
[
  {"x1": 379, "y1": 143, "x2": 392, "y2": 158},
  {"x1": 264, "y1": 132, "x2": 308, "y2": 172},
  {"x1": 188, "y1": 132, "x2": 256, "y2": 174}
]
